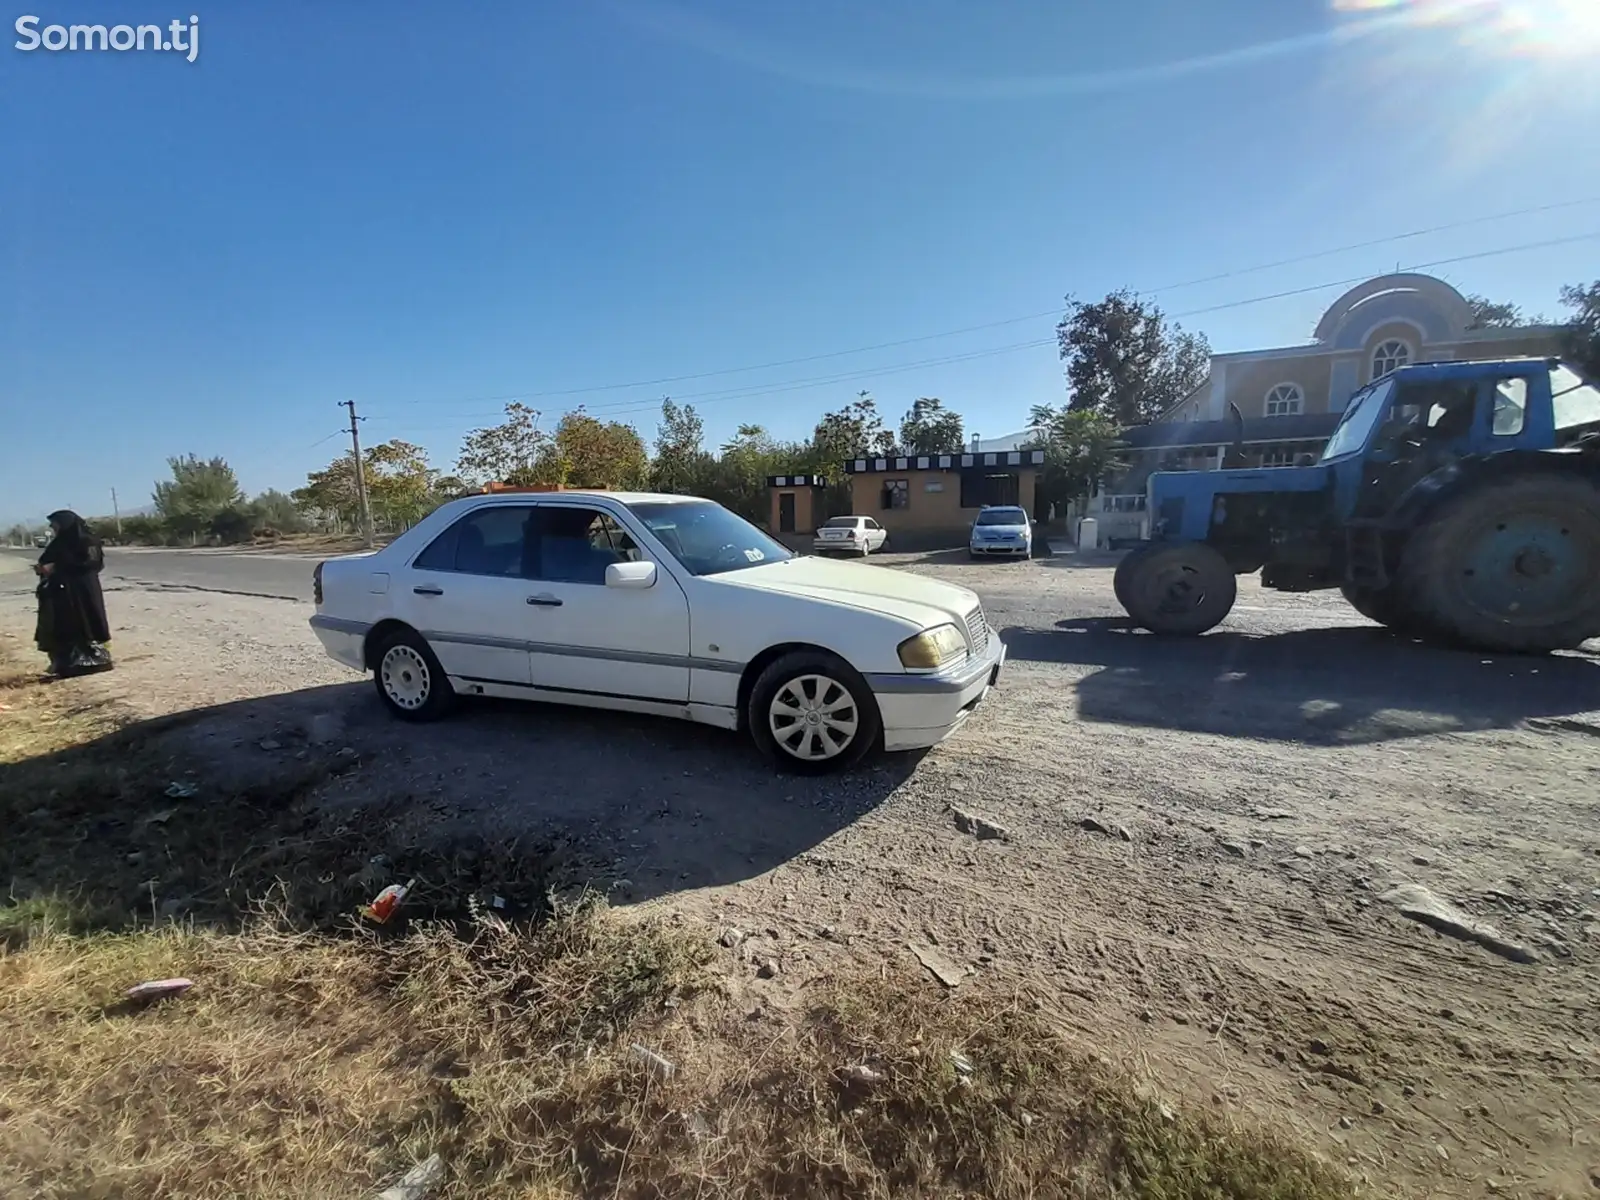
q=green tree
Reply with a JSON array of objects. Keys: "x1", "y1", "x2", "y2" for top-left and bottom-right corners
[
  {"x1": 650, "y1": 398, "x2": 711, "y2": 494},
  {"x1": 293, "y1": 454, "x2": 362, "y2": 530},
  {"x1": 1560, "y1": 281, "x2": 1600, "y2": 379},
  {"x1": 152, "y1": 455, "x2": 244, "y2": 538},
  {"x1": 1465, "y1": 293, "x2": 1523, "y2": 329},
  {"x1": 120, "y1": 514, "x2": 166, "y2": 545},
  {"x1": 811, "y1": 393, "x2": 895, "y2": 478},
  {"x1": 704, "y1": 424, "x2": 813, "y2": 522},
  {"x1": 898, "y1": 397, "x2": 964, "y2": 454},
  {"x1": 295, "y1": 441, "x2": 447, "y2": 533},
  {"x1": 364, "y1": 440, "x2": 440, "y2": 530},
  {"x1": 1027, "y1": 404, "x2": 1127, "y2": 516},
  {"x1": 455, "y1": 402, "x2": 552, "y2": 486},
  {"x1": 1057, "y1": 291, "x2": 1210, "y2": 426},
  {"x1": 248, "y1": 489, "x2": 310, "y2": 535},
  {"x1": 552, "y1": 410, "x2": 649, "y2": 490}
]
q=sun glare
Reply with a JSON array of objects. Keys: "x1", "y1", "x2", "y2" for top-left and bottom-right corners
[{"x1": 1334, "y1": 0, "x2": 1600, "y2": 58}]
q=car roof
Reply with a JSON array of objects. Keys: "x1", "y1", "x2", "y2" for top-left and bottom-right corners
[{"x1": 451, "y1": 490, "x2": 703, "y2": 507}]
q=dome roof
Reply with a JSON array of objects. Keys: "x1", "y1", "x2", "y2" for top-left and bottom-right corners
[{"x1": 1313, "y1": 273, "x2": 1473, "y2": 349}]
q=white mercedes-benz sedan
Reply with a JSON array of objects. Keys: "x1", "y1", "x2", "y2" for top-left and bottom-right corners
[{"x1": 309, "y1": 491, "x2": 1005, "y2": 773}]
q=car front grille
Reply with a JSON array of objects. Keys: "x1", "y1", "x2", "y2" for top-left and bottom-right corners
[{"x1": 965, "y1": 607, "x2": 989, "y2": 657}]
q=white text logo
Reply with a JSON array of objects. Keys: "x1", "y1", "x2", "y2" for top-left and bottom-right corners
[{"x1": 15, "y1": 14, "x2": 200, "y2": 62}]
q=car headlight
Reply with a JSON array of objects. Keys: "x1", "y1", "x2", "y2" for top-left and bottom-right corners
[{"x1": 897, "y1": 623, "x2": 967, "y2": 669}]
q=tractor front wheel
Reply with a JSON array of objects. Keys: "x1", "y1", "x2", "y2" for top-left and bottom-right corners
[
  {"x1": 1120, "y1": 542, "x2": 1237, "y2": 636},
  {"x1": 1112, "y1": 542, "x2": 1158, "y2": 612},
  {"x1": 1397, "y1": 473, "x2": 1600, "y2": 654}
]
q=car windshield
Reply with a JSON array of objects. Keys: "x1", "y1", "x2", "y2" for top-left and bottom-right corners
[
  {"x1": 627, "y1": 500, "x2": 794, "y2": 577},
  {"x1": 976, "y1": 508, "x2": 1027, "y2": 526},
  {"x1": 1321, "y1": 379, "x2": 1395, "y2": 461},
  {"x1": 821, "y1": 517, "x2": 859, "y2": 528}
]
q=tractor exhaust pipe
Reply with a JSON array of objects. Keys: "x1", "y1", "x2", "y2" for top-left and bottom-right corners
[{"x1": 1223, "y1": 402, "x2": 1247, "y2": 469}]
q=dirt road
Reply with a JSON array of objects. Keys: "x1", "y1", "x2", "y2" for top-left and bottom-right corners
[{"x1": 3, "y1": 549, "x2": 1597, "y2": 1197}]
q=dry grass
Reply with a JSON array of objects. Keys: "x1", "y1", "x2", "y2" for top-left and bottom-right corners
[{"x1": 0, "y1": 642, "x2": 1356, "y2": 1199}]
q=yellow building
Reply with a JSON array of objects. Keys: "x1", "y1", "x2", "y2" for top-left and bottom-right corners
[{"x1": 844, "y1": 449, "x2": 1045, "y2": 549}]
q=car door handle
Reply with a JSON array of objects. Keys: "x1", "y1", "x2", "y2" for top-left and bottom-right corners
[
  {"x1": 413, "y1": 584, "x2": 444, "y2": 596},
  {"x1": 526, "y1": 594, "x2": 563, "y2": 607}
]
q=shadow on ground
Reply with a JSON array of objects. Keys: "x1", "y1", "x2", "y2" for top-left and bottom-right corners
[
  {"x1": 1001, "y1": 617, "x2": 1600, "y2": 746},
  {"x1": 2, "y1": 679, "x2": 918, "y2": 934}
]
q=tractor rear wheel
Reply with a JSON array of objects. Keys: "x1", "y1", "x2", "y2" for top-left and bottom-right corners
[
  {"x1": 1120, "y1": 542, "x2": 1237, "y2": 636},
  {"x1": 1397, "y1": 472, "x2": 1600, "y2": 653}
]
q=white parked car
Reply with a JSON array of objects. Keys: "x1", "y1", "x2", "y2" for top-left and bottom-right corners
[
  {"x1": 812, "y1": 515, "x2": 888, "y2": 556},
  {"x1": 310, "y1": 491, "x2": 1005, "y2": 773},
  {"x1": 968, "y1": 505, "x2": 1034, "y2": 559}
]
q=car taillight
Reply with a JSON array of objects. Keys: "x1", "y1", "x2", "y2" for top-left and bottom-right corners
[
  {"x1": 845, "y1": 530, "x2": 856, "y2": 538},
  {"x1": 313, "y1": 562, "x2": 324, "y2": 605}
]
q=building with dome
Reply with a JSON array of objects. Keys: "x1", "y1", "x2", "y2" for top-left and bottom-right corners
[{"x1": 1088, "y1": 273, "x2": 1568, "y2": 544}]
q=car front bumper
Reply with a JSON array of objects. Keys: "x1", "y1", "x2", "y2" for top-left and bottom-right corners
[
  {"x1": 864, "y1": 633, "x2": 1007, "y2": 753},
  {"x1": 969, "y1": 540, "x2": 1030, "y2": 556}
]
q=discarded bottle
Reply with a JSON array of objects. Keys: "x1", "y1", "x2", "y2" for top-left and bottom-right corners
[{"x1": 361, "y1": 878, "x2": 416, "y2": 923}]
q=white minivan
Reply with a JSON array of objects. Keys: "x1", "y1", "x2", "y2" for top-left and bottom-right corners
[{"x1": 968, "y1": 506, "x2": 1033, "y2": 559}]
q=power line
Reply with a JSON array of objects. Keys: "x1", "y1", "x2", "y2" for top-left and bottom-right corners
[
  {"x1": 368, "y1": 229, "x2": 1599, "y2": 435},
  {"x1": 381, "y1": 196, "x2": 1600, "y2": 412}
]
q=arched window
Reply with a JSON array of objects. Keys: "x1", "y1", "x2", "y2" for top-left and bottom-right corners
[
  {"x1": 1371, "y1": 339, "x2": 1411, "y2": 380},
  {"x1": 1264, "y1": 383, "x2": 1303, "y2": 417}
]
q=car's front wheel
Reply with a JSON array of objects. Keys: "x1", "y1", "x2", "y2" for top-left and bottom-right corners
[
  {"x1": 371, "y1": 627, "x2": 455, "y2": 722},
  {"x1": 748, "y1": 651, "x2": 881, "y2": 774}
]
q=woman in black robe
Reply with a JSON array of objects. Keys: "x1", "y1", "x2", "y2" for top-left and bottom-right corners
[{"x1": 34, "y1": 510, "x2": 113, "y2": 677}]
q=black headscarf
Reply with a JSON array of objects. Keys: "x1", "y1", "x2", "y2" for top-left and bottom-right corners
[{"x1": 39, "y1": 510, "x2": 104, "y2": 572}]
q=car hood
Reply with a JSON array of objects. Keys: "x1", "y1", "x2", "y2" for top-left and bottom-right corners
[
  {"x1": 715, "y1": 555, "x2": 980, "y2": 629},
  {"x1": 973, "y1": 524, "x2": 1029, "y2": 534}
]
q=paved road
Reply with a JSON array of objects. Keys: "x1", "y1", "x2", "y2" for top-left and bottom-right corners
[
  {"x1": 97, "y1": 548, "x2": 324, "y2": 602},
  {"x1": 2, "y1": 546, "x2": 1081, "y2": 613},
  {"x1": 3, "y1": 547, "x2": 324, "y2": 604}
]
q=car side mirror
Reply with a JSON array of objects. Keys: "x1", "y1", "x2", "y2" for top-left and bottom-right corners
[{"x1": 605, "y1": 560, "x2": 657, "y2": 589}]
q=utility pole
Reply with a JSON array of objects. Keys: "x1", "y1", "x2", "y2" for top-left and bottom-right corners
[
  {"x1": 110, "y1": 488, "x2": 122, "y2": 537},
  {"x1": 340, "y1": 399, "x2": 374, "y2": 548}
]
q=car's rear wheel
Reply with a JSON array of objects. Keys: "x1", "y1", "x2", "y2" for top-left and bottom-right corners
[
  {"x1": 371, "y1": 627, "x2": 455, "y2": 722},
  {"x1": 748, "y1": 651, "x2": 881, "y2": 774}
]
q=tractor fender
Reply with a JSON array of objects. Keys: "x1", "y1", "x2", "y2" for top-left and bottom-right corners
[{"x1": 1384, "y1": 450, "x2": 1599, "y2": 533}]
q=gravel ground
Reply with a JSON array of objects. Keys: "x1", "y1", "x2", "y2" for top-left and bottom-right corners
[{"x1": 3, "y1": 547, "x2": 1598, "y2": 1198}]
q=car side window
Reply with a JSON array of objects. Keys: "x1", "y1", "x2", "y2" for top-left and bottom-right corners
[
  {"x1": 864, "y1": 519, "x2": 881, "y2": 530},
  {"x1": 413, "y1": 506, "x2": 536, "y2": 577},
  {"x1": 530, "y1": 506, "x2": 634, "y2": 585}
]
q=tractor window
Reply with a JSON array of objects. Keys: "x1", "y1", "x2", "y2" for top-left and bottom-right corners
[
  {"x1": 1551, "y1": 364, "x2": 1600, "y2": 432},
  {"x1": 1321, "y1": 379, "x2": 1394, "y2": 461},
  {"x1": 1489, "y1": 378, "x2": 1528, "y2": 437},
  {"x1": 1416, "y1": 383, "x2": 1477, "y2": 439}
]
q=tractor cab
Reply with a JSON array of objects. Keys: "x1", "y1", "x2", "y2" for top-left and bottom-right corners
[{"x1": 1115, "y1": 358, "x2": 1600, "y2": 653}]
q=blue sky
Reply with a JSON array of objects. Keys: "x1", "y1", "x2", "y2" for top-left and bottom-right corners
[{"x1": 3, "y1": 0, "x2": 1598, "y2": 523}]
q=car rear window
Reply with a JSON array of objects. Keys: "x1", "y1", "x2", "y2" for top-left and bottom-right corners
[{"x1": 821, "y1": 517, "x2": 860, "y2": 528}]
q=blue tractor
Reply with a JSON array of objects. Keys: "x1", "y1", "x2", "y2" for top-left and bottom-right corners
[{"x1": 1113, "y1": 357, "x2": 1600, "y2": 653}]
